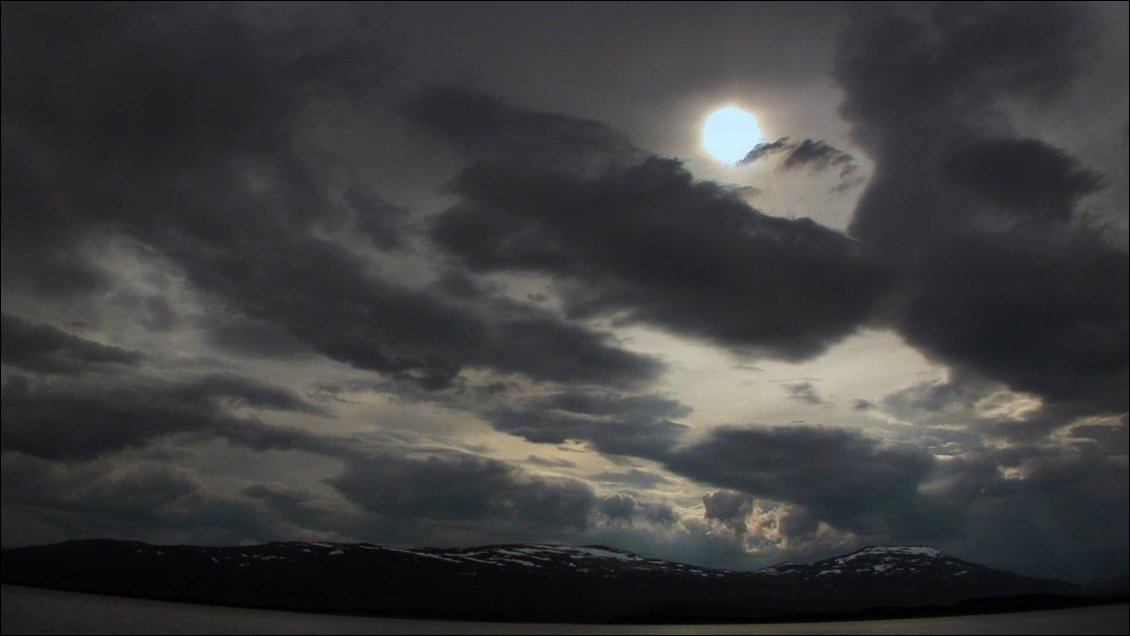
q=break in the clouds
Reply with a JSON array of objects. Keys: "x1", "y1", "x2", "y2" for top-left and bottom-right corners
[{"x1": 1, "y1": 2, "x2": 1126, "y2": 583}]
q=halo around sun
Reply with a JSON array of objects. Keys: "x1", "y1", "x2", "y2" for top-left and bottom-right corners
[{"x1": 703, "y1": 107, "x2": 763, "y2": 164}]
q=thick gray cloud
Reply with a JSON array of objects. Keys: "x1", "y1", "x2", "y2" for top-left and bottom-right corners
[
  {"x1": 597, "y1": 493, "x2": 677, "y2": 526},
  {"x1": 702, "y1": 490, "x2": 755, "y2": 533},
  {"x1": 176, "y1": 374, "x2": 328, "y2": 417},
  {"x1": 1, "y1": 453, "x2": 282, "y2": 546},
  {"x1": 949, "y1": 441, "x2": 1128, "y2": 581},
  {"x1": 0, "y1": 3, "x2": 660, "y2": 393},
  {"x1": 328, "y1": 450, "x2": 596, "y2": 529},
  {"x1": 1, "y1": 3, "x2": 385, "y2": 295},
  {"x1": 489, "y1": 389, "x2": 690, "y2": 457},
  {"x1": 945, "y1": 138, "x2": 1105, "y2": 220},
  {"x1": 421, "y1": 92, "x2": 887, "y2": 360},
  {"x1": 405, "y1": 87, "x2": 639, "y2": 164},
  {"x1": 837, "y1": 2, "x2": 1128, "y2": 417},
  {"x1": 1, "y1": 367, "x2": 334, "y2": 462},
  {"x1": 669, "y1": 426, "x2": 937, "y2": 536},
  {"x1": 672, "y1": 421, "x2": 1126, "y2": 579},
  {"x1": 202, "y1": 317, "x2": 317, "y2": 361},
  {"x1": 1, "y1": 313, "x2": 144, "y2": 375}
]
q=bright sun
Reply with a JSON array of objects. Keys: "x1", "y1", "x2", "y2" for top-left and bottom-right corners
[{"x1": 703, "y1": 106, "x2": 763, "y2": 164}]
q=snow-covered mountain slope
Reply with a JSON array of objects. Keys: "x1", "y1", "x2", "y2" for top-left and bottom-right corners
[
  {"x1": 758, "y1": 545, "x2": 982, "y2": 579},
  {"x1": 144, "y1": 541, "x2": 726, "y2": 578}
]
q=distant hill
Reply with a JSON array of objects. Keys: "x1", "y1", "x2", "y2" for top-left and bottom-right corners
[
  {"x1": 1092, "y1": 573, "x2": 1130, "y2": 597},
  {"x1": 1, "y1": 540, "x2": 1113, "y2": 622}
]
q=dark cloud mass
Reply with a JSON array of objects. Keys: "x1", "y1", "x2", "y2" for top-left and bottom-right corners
[
  {"x1": 405, "y1": 87, "x2": 639, "y2": 164},
  {"x1": 490, "y1": 389, "x2": 690, "y2": 457},
  {"x1": 837, "y1": 2, "x2": 1128, "y2": 416},
  {"x1": 669, "y1": 426, "x2": 937, "y2": 536},
  {"x1": 0, "y1": 2, "x2": 660, "y2": 392},
  {"x1": 1, "y1": 313, "x2": 144, "y2": 375},
  {"x1": 329, "y1": 450, "x2": 596, "y2": 529},
  {"x1": 702, "y1": 490, "x2": 755, "y2": 533},
  {"x1": 423, "y1": 93, "x2": 887, "y2": 359},
  {"x1": 1, "y1": 317, "x2": 335, "y2": 460},
  {"x1": 596, "y1": 493, "x2": 678, "y2": 526},
  {"x1": 2, "y1": 453, "x2": 281, "y2": 546},
  {"x1": 0, "y1": 372, "x2": 331, "y2": 462},
  {"x1": 945, "y1": 138, "x2": 1105, "y2": 219}
]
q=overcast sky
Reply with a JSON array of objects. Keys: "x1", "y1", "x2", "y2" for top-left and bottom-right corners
[{"x1": 2, "y1": 1, "x2": 1126, "y2": 582}]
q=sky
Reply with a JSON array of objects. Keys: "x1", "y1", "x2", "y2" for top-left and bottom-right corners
[{"x1": 1, "y1": 2, "x2": 1127, "y2": 583}]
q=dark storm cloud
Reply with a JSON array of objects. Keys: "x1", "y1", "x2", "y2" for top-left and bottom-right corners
[
  {"x1": 329, "y1": 450, "x2": 596, "y2": 529},
  {"x1": 2, "y1": 454, "x2": 200, "y2": 520},
  {"x1": 596, "y1": 493, "x2": 677, "y2": 526},
  {"x1": 203, "y1": 317, "x2": 317, "y2": 360},
  {"x1": 2, "y1": 453, "x2": 284, "y2": 545},
  {"x1": 702, "y1": 490, "x2": 755, "y2": 533},
  {"x1": 1, "y1": 313, "x2": 144, "y2": 375},
  {"x1": 773, "y1": 505, "x2": 823, "y2": 544},
  {"x1": 597, "y1": 493, "x2": 636, "y2": 520},
  {"x1": 668, "y1": 426, "x2": 936, "y2": 535},
  {"x1": 420, "y1": 92, "x2": 887, "y2": 359},
  {"x1": 836, "y1": 2, "x2": 1128, "y2": 417},
  {"x1": 941, "y1": 441, "x2": 1129, "y2": 580},
  {"x1": 404, "y1": 87, "x2": 639, "y2": 163},
  {"x1": 0, "y1": 372, "x2": 335, "y2": 461},
  {"x1": 945, "y1": 138, "x2": 1105, "y2": 221},
  {"x1": 240, "y1": 483, "x2": 352, "y2": 534},
  {"x1": 0, "y1": 3, "x2": 659, "y2": 392},
  {"x1": 0, "y1": 2, "x2": 388, "y2": 295},
  {"x1": 177, "y1": 374, "x2": 328, "y2": 416},
  {"x1": 489, "y1": 389, "x2": 690, "y2": 457},
  {"x1": 229, "y1": 243, "x2": 661, "y2": 391}
]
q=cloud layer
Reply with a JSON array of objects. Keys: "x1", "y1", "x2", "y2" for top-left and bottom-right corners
[{"x1": 1, "y1": 2, "x2": 1125, "y2": 582}]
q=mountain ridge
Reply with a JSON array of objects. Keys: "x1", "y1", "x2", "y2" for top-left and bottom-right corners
[{"x1": 2, "y1": 539, "x2": 1115, "y2": 623}]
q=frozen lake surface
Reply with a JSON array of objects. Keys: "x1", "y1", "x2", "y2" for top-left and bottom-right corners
[{"x1": 3, "y1": 584, "x2": 1127, "y2": 635}]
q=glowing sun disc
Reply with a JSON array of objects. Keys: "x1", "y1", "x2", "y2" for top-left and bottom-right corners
[{"x1": 703, "y1": 107, "x2": 763, "y2": 164}]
